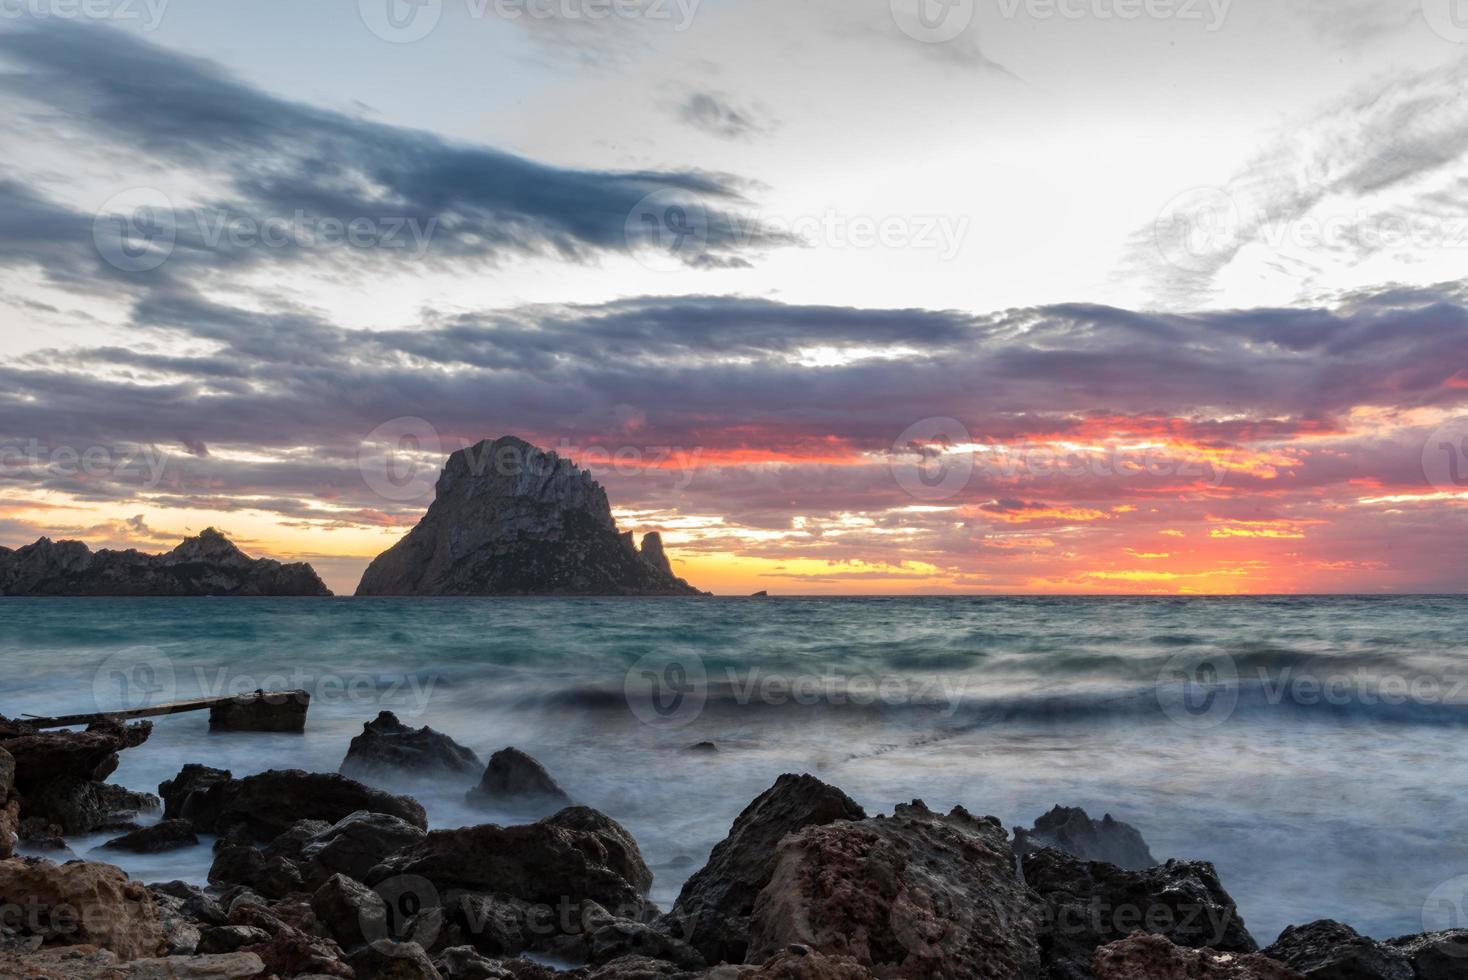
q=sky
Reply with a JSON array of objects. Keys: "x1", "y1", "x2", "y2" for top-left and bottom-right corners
[{"x1": 2, "y1": 0, "x2": 1468, "y2": 595}]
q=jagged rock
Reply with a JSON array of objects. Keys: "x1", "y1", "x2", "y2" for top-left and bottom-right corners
[
  {"x1": 0, "y1": 528, "x2": 332, "y2": 596},
  {"x1": 589, "y1": 919, "x2": 705, "y2": 970},
  {"x1": 583, "y1": 954, "x2": 697, "y2": 980},
  {"x1": 0, "y1": 857, "x2": 168, "y2": 959},
  {"x1": 302, "y1": 810, "x2": 428, "y2": 884},
  {"x1": 369, "y1": 806, "x2": 653, "y2": 918},
  {"x1": 733, "y1": 946, "x2": 878, "y2": 980},
  {"x1": 104, "y1": 818, "x2": 199, "y2": 853},
  {"x1": 355, "y1": 436, "x2": 705, "y2": 596},
  {"x1": 466, "y1": 748, "x2": 572, "y2": 813},
  {"x1": 747, "y1": 800, "x2": 1043, "y2": 980},
  {"x1": 1013, "y1": 805, "x2": 1157, "y2": 870},
  {"x1": 0, "y1": 944, "x2": 122, "y2": 979},
  {"x1": 265, "y1": 820, "x2": 334, "y2": 863},
  {"x1": 1262, "y1": 920, "x2": 1412, "y2": 980},
  {"x1": 1022, "y1": 847, "x2": 1256, "y2": 979},
  {"x1": 184, "y1": 769, "x2": 427, "y2": 841},
  {"x1": 1384, "y1": 929, "x2": 1468, "y2": 979},
  {"x1": 198, "y1": 925, "x2": 274, "y2": 955},
  {"x1": 117, "y1": 951, "x2": 270, "y2": 978},
  {"x1": 311, "y1": 873, "x2": 387, "y2": 951},
  {"x1": 149, "y1": 880, "x2": 227, "y2": 927},
  {"x1": 347, "y1": 940, "x2": 443, "y2": 980},
  {"x1": 209, "y1": 844, "x2": 304, "y2": 899},
  {"x1": 226, "y1": 901, "x2": 352, "y2": 978},
  {"x1": 1, "y1": 719, "x2": 157, "y2": 834},
  {"x1": 160, "y1": 764, "x2": 234, "y2": 821},
  {"x1": 435, "y1": 946, "x2": 516, "y2": 980},
  {"x1": 0, "y1": 745, "x2": 17, "y2": 859},
  {"x1": 152, "y1": 893, "x2": 204, "y2": 955},
  {"x1": 210, "y1": 691, "x2": 311, "y2": 733},
  {"x1": 667, "y1": 773, "x2": 867, "y2": 965},
  {"x1": 1092, "y1": 932, "x2": 1304, "y2": 979},
  {"x1": 342, "y1": 712, "x2": 482, "y2": 780}
]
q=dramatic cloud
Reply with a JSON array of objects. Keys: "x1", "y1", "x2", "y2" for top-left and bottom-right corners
[{"x1": 0, "y1": 20, "x2": 792, "y2": 277}]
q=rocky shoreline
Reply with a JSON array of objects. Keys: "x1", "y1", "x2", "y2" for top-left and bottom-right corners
[{"x1": 0, "y1": 712, "x2": 1461, "y2": 980}]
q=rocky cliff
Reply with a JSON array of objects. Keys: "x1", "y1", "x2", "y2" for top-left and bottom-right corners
[
  {"x1": 355, "y1": 436, "x2": 705, "y2": 596},
  {"x1": 0, "y1": 528, "x2": 332, "y2": 596}
]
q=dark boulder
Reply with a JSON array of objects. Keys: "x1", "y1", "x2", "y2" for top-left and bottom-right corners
[
  {"x1": 197, "y1": 924, "x2": 274, "y2": 954},
  {"x1": 666, "y1": 773, "x2": 866, "y2": 965},
  {"x1": 311, "y1": 872, "x2": 387, "y2": 951},
  {"x1": 1022, "y1": 847, "x2": 1256, "y2": 980},
  {"x1": 342, "y1": 710, "x2": 482, "y2": 780},
  {"x1": 103, "y1": 818, "x2": 199, "y2": 853},
  {"x1": 159, "y1": 763, "x2": 233, "y2": 820},
  {"x1": 747, "y1": 800, "x2": 1043, "y2": 979},
  {"x1": 186, "y1": 768, "x2": 428, "y2": 841},
  {"x1": 209, "y1": 843, "x2": 305, "y2": 899},
  {"x1": 466, "y1": 748, "x2": 572, "y2": 813},
  {"x1": 1384, "y1": 929, "x2": 1468, "y2": 979},
  {"x1": 148, "y1": 880, "x2": 227, "y2": 927},
  {"x1": 0, "y1": 718, "x2": 156, "y2": 834},
  {"x1": 1014, "y1": 805, "x2": 1157, "y2": 870},
  {"x1": 303, "y1": 809, "x2": 429, "y2": 884},
  {"x1": 210, "y1": 690, "x2": 311, "y2": 732},
  {"x1": 347, "y1": 939, "x2": 444, "y2": 980},
  {"x1": 1263, "y1": 920, "x2": 1413, "y2": 980},
  {"x1": 369, "y1": 806, "x2": 653, "y2": 917},
  {"x1": 227, "y1": 900, "x2": 353, "y2": 977}
]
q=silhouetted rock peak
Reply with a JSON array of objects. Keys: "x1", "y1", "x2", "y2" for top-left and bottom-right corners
[{"x1": 356, "y1": 436, "x2": 705, "y2": 596}]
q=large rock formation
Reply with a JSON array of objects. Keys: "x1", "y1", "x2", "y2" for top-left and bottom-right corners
[
  {"x1": 666, "y1": 773, "x2": 867, "y2": 965},
  {"x1": 0, "y1": 717, "x2": 157, "y2": 834},
  {"x1": 355, "y1": 436, "x2": 705, "y2": 596},
  {"x1": 747, "y1": 800, "x2": 1044, "y2": 980},
  {"x1": 1262, "y1": 920, "x2": 1413, "y2": 980},
  {"x1": 0, "y1": 528, "x2": 331, "y2": 596},
  {"x1": 174, "y1": 768, "x2": 428, "y2": 841},
  {"x1": 466, "y1": 747, "x2": 573, "y2": 814}
]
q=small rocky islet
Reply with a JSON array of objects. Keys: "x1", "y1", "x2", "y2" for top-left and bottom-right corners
[{"x1": 0, "y1": 711, "x2": 1462, "y2": 980}]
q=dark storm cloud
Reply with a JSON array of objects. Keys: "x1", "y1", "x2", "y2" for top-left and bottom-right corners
[{"x1": 0, "y1": 19, "x2": 791, "y2": 273}]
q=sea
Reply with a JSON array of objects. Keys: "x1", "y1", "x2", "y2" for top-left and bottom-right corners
[{"x1": 4, "y1": 595, "x2": 1468, "y2": 946}]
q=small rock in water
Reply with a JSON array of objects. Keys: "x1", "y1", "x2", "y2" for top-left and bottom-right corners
[
  {"x1": 683, "y1": 741, "x2": 718, "y2": 755},
  {"x1": 1013, "y1": 803, "x2": 1158, "y2": 870},
  {"x1": 340, "y1": 710, "x2": 482, "y2": 780},
  {"x1": 466, "y1": 747, "x2": 573, "y2": 813},
  {"x1": 208, "y1": 690, "x2": 310, "y2": 733},
  {"x1": 103, "y1": 818, "x2": 199, "y2": 853}
]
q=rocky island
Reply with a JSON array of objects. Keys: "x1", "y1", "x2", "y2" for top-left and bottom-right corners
[
  {"x1": 356, "y1": 436, "x2": 705, "y2": 596},
  {"x1": 0, "y1": 528, "x2": 332, "y2": 597}
]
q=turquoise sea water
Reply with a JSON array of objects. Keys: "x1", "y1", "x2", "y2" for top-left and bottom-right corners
[{"x1": 4, "y1": 595, "x2": 1468, "y2": 945}]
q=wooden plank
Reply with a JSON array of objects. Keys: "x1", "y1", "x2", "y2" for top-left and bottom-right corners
[{"x1": 22, "y1": 690, "x2": 301, "y2": 729}]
